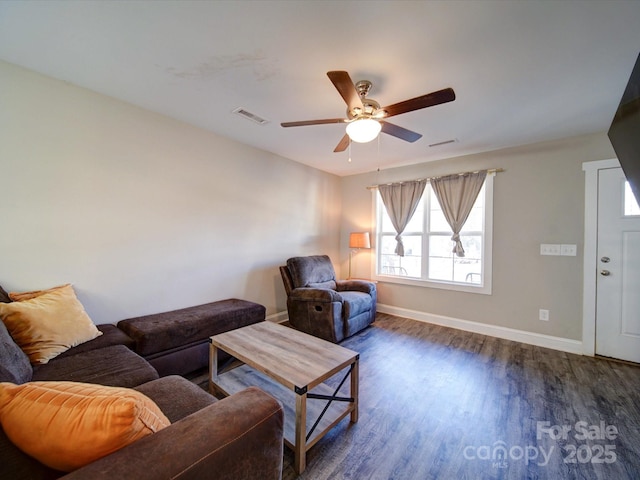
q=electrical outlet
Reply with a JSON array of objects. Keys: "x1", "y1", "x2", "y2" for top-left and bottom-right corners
[
  {"x1": 539, "y1": 309, "x2": 549, "y2": 321},
  {"x1": 561, "y1": 244, "x2": 577, "y2": 256}
]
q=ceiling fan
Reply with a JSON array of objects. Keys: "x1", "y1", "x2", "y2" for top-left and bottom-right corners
[{"x1": 281, "y1": 71, "x2": 456, "y2": 153}]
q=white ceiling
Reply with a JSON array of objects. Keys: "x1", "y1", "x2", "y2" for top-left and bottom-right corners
[{"x1": 1, "y1": 1, "x2": 639, "y2": 176}]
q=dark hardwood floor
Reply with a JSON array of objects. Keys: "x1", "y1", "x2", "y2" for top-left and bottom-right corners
[{"x1": 275, "y1": 313, "x2": 640, "y2": 479}]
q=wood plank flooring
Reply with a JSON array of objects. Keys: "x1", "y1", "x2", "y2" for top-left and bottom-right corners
[{"x1": 273, "y1": 313, "x2": 640, "y2": 479}]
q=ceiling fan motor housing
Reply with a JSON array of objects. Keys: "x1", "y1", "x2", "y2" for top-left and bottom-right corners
[
  {"x1": 348, "y1": 80, "x2": 382, "y2": 120},
  {"x1": 355, "y1": 80, "x2": 373, "y2": 97}
]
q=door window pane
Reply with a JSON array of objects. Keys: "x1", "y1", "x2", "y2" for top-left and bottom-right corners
[{"x1": 625, "y1": 181, "x2": 640, "y2": 216}]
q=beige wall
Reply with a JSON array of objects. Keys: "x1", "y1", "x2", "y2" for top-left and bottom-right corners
[
  {"x1": 341, "y1": 133, "x2": 616, "y2": 340},
  {"x1": 0, "y1": 60, "x2": 341, "y2": 324}
]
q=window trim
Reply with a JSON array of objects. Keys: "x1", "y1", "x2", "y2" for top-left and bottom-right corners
[{"x1": 371, "y1": 174, "x2": 493, "y2": 295}]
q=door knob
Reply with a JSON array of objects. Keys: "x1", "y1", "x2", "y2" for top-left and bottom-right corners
[
  {"x1": 601, "y1": 256, "x2": 610, "y2": 263},
  {"x1": 600, "y1": 270, "x2": 611, "y2": 276}
]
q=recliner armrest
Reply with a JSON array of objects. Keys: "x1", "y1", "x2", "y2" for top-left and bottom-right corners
[
  {"x1": 289, "y1": 287, "x2": 343, "y2": 303},
  {"x1": 62, "y1": 387, "x2": 284, "y2": 480},
  {"x1": 336, "y1": 279, "x2": 376, "y2": 295}
]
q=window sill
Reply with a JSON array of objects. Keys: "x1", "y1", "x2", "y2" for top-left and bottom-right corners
[{"x1": 373, "y1": 274, "x2": 492, "y2": 295}]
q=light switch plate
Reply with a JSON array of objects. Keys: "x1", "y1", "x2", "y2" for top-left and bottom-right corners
[
  {"x1": 540, "y1": 244, "x2": 561, "y2": 255},
  {"x1": 561, "y1": 244, "x2": 577, "y2": 256}
]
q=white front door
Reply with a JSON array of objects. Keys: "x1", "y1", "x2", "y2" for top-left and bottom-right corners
[{"x1": 596, "y1": 167, "x2": 640, "y2": 363}]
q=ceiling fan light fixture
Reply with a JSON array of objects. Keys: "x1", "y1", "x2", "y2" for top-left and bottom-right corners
[{"x1": 346, "y1": 118, "x2": 381, "y2": 143}]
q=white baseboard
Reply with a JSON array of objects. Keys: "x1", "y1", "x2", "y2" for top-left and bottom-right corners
[
  {"x1": 377, "y1": 304, "x2": 584, "y2": 355},
  {"x1": 266, "y1": 311, "x2": 288, "y2": 324}
]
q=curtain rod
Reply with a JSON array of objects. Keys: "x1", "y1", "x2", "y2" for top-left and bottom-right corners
[{"x1": 366, "y1": 168, "x2": 504, "y2": 190}]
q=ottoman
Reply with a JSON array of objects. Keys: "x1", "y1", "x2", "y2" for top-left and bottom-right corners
[{"x1": 118, "y1": 298, "x2": 265, "y2": 377}]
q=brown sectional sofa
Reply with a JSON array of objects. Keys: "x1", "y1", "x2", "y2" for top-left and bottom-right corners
[{"x1": 0, "y1": 307, "x2": 284, "y2": 479}]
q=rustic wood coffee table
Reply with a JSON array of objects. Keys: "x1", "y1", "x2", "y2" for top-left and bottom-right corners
[{"x1": 209, "y1": 321, "x2": 359, "y2": 474}]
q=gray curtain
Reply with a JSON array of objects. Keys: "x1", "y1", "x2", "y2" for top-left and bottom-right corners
[
  {"x1": 378, "y1": 180, "x2": 427, "y2": 256},
  {"x1": 430, "y1": 170, "x2": 487, "y2": 257}
]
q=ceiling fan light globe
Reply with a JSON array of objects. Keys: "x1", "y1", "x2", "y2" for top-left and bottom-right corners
[{"x1": 346, "y1": 118, "x2": 381, "y2": 143}]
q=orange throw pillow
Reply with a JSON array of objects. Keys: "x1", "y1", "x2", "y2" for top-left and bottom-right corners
[
  {"x1": 0, "y1": 284, "x2": 102, "y2": 364},
  {"x1": 0, "y1": 381, "x2": 170, "y2": 471},
  {"x1": 8, "y1": 283, "x2": 70, "y2": 302}
]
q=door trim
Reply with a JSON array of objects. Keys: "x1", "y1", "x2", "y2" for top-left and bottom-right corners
[{"x1": 582, "y1": 158, "x2": 620, "y2": 356}]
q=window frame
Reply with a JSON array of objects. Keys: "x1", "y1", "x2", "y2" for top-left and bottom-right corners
[{"x1": 371, "y1": 174, "x2": 494, "y2": 295}]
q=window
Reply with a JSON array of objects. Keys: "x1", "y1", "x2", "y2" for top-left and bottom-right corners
[{"x1": 374, "y1": 175, "x2": 493, "y2": 294}]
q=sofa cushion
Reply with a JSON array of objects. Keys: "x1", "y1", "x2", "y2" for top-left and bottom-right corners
[
  {"x1": 287, "y1": 255, "x2": 337, "y2": 289},
  {"x1": 0, "y1": 284, "x2": 102, "y2": 364},
  {"x1": 340, "y1": 291, "x2": 373, "y2": 319},
  {"x1": 134, "y1": 375, "x2": 217, "y2": 423},
  {"x1": 118, "y1": 299, "x2": 266, "y2": 357},
  {"x1": 0, "y1": 381, "x2": 170, "y2": 472},
  {"x1": 32, "y1": 344, "x2": 159, "y2": 387},
  {"x1": 0, "y1": 321, "x2": 32, "y2": 384}
]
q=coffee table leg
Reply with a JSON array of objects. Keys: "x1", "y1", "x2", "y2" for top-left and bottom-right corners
[
  {"x1": 351, "y1": 357, "x2": 359, "y2": 423},
  {"x1": 209, "y1": 343, "x2": 219, "y2": 396},
  {"x1": 294, "y1": 391, "x2": 307, "y2": 474}
]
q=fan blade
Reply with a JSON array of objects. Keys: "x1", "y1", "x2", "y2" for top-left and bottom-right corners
[
  {"x1": 334, "y1": 134, "x2": 350, "y2": 152},
  {"x1": 381, "y1": 121, "x2": 422, "y2": 143},
  {"x1": 281, "y1": 118, "x2": 347, "y2": 127},
  {"x1": 381, "y1": 88, "x2": 455, "y2": 118},
  {"x1": 327, "y1": 71, "x2": 363, "y2": 112}
]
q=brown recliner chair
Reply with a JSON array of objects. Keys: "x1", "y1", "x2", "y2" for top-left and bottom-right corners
[{"x1": 279, "y1": 255, "x2": 377, "y2": 343}]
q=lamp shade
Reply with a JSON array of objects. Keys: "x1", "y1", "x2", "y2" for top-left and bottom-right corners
[
  {"x1": 349, "y1": 232, "x2": 371, "y2": 249},
  {"x1": 346, "y1": 119, "x2": 381, "y2": 143}
]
